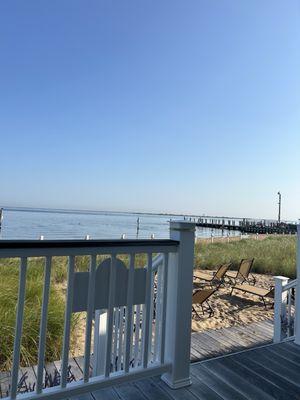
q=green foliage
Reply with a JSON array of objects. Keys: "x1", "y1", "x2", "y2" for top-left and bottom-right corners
[
  {"x1": 194, "y1": 236, "x2": 297, "y2": 278},
  {"x1": 0, "y1": 257, "x2": 76, "y2": 370}
]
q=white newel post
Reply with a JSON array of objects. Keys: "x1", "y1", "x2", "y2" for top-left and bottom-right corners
[
  {"x1": 273, "y1": 276, "x2": 289, "y2": 343},
  {"x1": 161, "y1": 221, "x2": 195, "y2": 389},
  {"x1": 295, "y1": 225, "x2": 300, "y2": 345}
]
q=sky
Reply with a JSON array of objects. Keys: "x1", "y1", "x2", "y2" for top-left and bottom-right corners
[{"x1": 0, "y1": 1, "x2": 299, "y2": 220}]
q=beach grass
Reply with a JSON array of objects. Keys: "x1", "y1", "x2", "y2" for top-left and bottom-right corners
[
  {"x1": 0, "y1": 257, "x2": 79, "y2": 370},
  {"x1": 194, "y1": 235, "x2": 297, "y2": 278}
]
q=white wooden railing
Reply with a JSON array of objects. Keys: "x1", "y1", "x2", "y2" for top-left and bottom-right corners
[
  {"x1": 273, "y1": 277, "x2": 297, "y2": 343},
  {"x1": 0, "y1": 221, "x2": 196, "y2": 400},
  {"x1": 274, "y1": 224, "x2": 300, "y2": 344}
]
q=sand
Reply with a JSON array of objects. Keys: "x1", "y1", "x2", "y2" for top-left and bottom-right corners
[{"x1": 192, "y1": 271, "x2": 274, "y2": 332}]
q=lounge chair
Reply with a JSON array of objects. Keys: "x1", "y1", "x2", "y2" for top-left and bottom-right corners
[
  {"x1": 193, "y1": 263, "x2": 232, "y2": 287},
  {"x1": 231, "y1": 284, "x2": 274, "y2": 308},
  {"x1": 226, "y1": 258, "x2": 256, "y2": 285},
  {"x1": 192, "y1": 288, "x2": 217, "y2": 318}
]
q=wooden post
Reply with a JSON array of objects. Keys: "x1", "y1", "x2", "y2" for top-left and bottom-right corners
[
  {"x1": 273, "y1": 276, "x2": 289, "y2": 343},
  {"x1": 161, "y1": 221, "x2": 195, "y2": 389},
  {"x1": 295, "y1": 225, "x2": 300, "y2": 345}
]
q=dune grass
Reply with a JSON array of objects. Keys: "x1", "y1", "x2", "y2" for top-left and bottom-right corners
[
  {"x1": 0, "y1": 257, "x2": 79, "y2": 370},
  {"x1": 194, "y1": 236, "x2": 297, "y2": 278}
]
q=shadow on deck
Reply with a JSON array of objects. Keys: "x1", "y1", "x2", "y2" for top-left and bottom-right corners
[{"x1": 89, "y1": 341, "x2": 300, "y2": 400}]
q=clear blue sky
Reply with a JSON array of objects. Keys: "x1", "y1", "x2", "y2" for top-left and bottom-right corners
[{"x1": 0, "y1": 1, "x2": 299, "y2": 220}]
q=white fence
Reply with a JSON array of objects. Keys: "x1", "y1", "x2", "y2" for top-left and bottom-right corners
[
  {"x1": 0, "y1": 221, "x2": 195, "y2": 400},
  {"x1": 274, "y1": 224, "x2": 300, "y2": 344},
  {"x1": 273, "y1": 277, "x2": 297, "y2": 343}
]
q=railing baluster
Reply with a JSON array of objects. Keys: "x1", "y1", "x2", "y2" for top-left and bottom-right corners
[
  {"x1": 11, "y1": 257, "x2": 27, "y2": 400},
  {"x1": 117, "y1": 306, "x2": 125, "y2": 370},
  {"x1": 148, "y1": 268, "x2": 155, "y2": 363},
  {"x1": 83, "y1": 254, "x2": 97, "y2": 382},
  {"x1": 154, "y1": 261, "x2": 163, "y2": 361},
  {"x1": 287, "y1": 288, "x2": 292, "y2": 337},
  {"x1": 160, "y1": 253, "x2": 169, "y2": 364},
  {"x1": 61, "y1": 255, "x2": 75, "y2": 388},
  {"x1": 112, "y1": 308, "x2": 119, "y2": 371},
  {"x1": 36, "y1": 256, "x2": 52, "y2": 393},
  {"x1": 142, "y1": 253, "x2": 152, "y2": 368},
  {"x1": 105, "y1": 254, "x2": 117, "y2": 377},
  {"x1": 124, "y1": 253, "x2": 135, "y2": 372},
  {"x1": 134, "y1": 304, "x2": 140, "y2": 366}
]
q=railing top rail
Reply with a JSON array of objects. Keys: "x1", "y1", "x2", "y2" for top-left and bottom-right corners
[
  {"x1": 0, "y1": 239, "x2": 179, "y2": 258},
  {"x1": 0, "y1": 239, "x2": 179, "y2": 249},
  {"x1": 283, "y1": 278, "x2": 298, "y2": 291}
]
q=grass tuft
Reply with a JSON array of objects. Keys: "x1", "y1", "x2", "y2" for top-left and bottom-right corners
[{"x1": 194, "y1": 236, "x2": 297, "y2": 278}]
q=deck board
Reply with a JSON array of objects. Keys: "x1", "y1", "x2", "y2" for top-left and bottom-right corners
[
  {"x1": 190, "y1": 319, "x2": 273, "y2": 362},
  {"x1": 191, "y1": 365, "x2": 248, "y2": 400},
  {"x1": 126, "y1": 342, "x2": 300, "y2": 400},
  {"x1": 0, "y1": 320, "x2": 274, "y2": 398}
]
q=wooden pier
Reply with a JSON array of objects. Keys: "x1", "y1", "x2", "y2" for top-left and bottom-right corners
[{"x1": 195, "y1": 217, "x2": 297, "y2": 235}]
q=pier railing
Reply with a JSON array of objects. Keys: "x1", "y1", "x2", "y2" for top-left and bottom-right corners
[{"x1": 0, "y1": 221, "x2": 195, "y2": 400}]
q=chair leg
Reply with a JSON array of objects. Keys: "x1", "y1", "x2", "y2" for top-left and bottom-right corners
[
  {"x1": 262, "y1": 297, "x2": 267, "y2": 309},
  {"x1": 206, "y1": 301, "x2": 214, "y2": 317},
  {"x1": 192, "y1": 305, "x2": 202, "y2": 320}
]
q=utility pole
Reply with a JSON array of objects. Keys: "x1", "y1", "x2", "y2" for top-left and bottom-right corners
[{"x1": 277, "y1": 192, "x2": 281, "y2": 223}]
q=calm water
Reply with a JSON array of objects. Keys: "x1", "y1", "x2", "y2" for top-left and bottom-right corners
[{"x1": 0, "y1": 208, "x2": 239, "y2": 240}]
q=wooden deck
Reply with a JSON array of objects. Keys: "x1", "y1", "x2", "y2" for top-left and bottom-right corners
[
  {"x1": 190, "y1": 319, "x2": 273, "y2": 362},
  {"x1": 88, "y1": 341, "x2": 300, "y2": 400},
  {"x1": 0, "y1": 320, "x2": 274, "y2": 398}
]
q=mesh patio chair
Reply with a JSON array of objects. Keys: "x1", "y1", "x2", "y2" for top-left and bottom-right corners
[
  {"x1": 192, "y1": 288, "x2": 217, "y2": 318},
  {"x1": 231, "y1": 284, "x2": 274, "y2": 309},
  {"x1": 226, "y1": 258, "x2": 256, "y2": 285},
  {"x1": 194, "y1": 263, "x2": 232, "y2": 288}
]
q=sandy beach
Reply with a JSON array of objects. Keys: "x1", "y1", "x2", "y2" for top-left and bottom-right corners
[{"x1": 192, "y1": 271, "x2": 274, "y2": 332}]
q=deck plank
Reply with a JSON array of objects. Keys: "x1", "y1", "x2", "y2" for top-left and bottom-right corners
[
  {"x1": 199, "y1": 357, "x2": 275, "y2": 400},
  {"x1": 151, "y1": 376, "x2": 198, "y2": 400},
  {"x1": 92, "y1": 387, "x2": 120, "y2": 400},
  {"x1": 133, "y1": 378, "x2": 172, "y2": 400},
  {"x1": 267, "y1": 343, "x2": 300, "y2": 365},
  {"x1": 232, "y1": 352, "x2": 300, "y2": 399},
  {"x1": 114, "y1": 382, "x2": 148, "y2": 400},
  {"x1": 191, "y1": 365, "x2": 248, "y2": 400},
  {"x1": 244, "y1": 348, "x2": 300, "y2": 386}
]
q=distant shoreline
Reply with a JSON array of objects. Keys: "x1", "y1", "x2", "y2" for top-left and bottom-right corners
[{"x1": 1, "y1": 206, "x2": 184, "y2": 218}]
